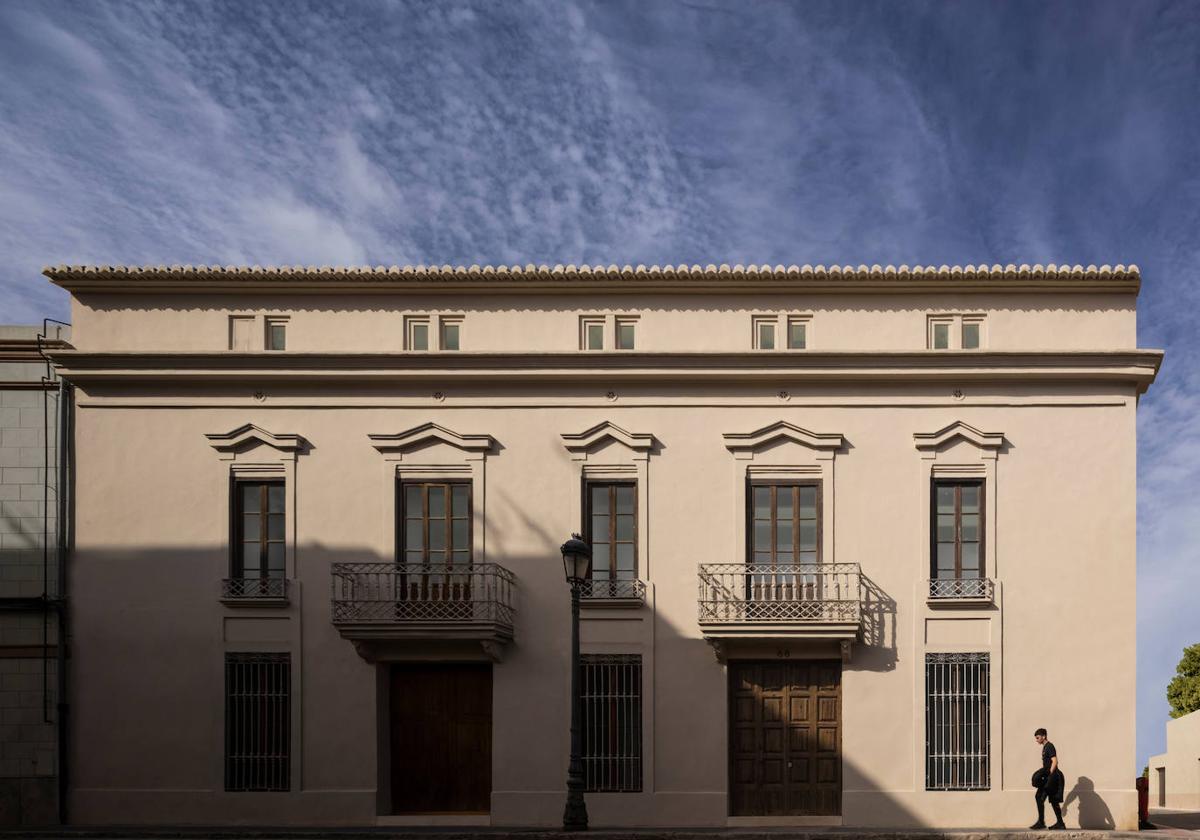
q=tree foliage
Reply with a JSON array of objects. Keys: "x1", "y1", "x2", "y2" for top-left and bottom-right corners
[{"x1": 1167, "y1": 643, "x2": 1200, "y2": 719}]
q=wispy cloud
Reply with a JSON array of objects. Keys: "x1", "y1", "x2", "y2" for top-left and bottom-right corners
[{"x1": 1, "y1": 0, "x2": 1197, "y2": 766}]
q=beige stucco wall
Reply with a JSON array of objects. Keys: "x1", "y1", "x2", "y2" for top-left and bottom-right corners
[
  {"x1": 67, "y1": 292, "x2": 1136, "y2": 353},
  {"x1": 1149, "y1": 709, "x2": 1200, "y2": 810},
  {"x1": 57, "y1": 284, "x2": 1149, "y2": 830}
]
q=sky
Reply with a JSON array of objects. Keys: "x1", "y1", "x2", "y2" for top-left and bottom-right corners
[{"x1": 1, "y1": 0, "x2": 1197, "y2": 769}]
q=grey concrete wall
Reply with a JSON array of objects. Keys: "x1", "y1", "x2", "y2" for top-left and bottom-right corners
[{"x1": 0, "y1": 324, "x2": 66, "y2": 826}]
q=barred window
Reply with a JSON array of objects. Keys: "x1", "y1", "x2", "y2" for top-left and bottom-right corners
[
  {"x1": 926, "y1": 652, "x2": 989, "y2": 791},
  {"x1": 581, "y1": 654, "x2": 642, "y2": 792},
  {"x1": 225, "y1": 653, "x2": 290, "y2": 792}
]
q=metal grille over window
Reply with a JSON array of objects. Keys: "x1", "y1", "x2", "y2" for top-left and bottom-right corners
[
  {"x1": 225, "y1": 653, "x2": 290, "y2": 792},
  {"x1": 581, "y1": 654, "x2": 642, "y2": 792},
  {"x1": 925, "y1": 652, "x2": 989, "y2": 791}
]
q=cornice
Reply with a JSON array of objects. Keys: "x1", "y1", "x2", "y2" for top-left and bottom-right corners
[
  {"x1": 46, "y1": 348, "x2": 1164, "y2": 392},
  {"x1": 561, "y1": 421, "x2": 655, "y2": 455},
  {"x1": 205, "y1": 423, "x2": 306, "y2": 454},
  {"x1": 43, "y1": 263, "x2": 1141, "y2": 295},
  {"x1": 913, "y1": 421, "x2": 1005, "y2": 452},
  {"x1": 368, "y1": 422, "x2": 494, "y2": 454},
  {"x1": 724, "y1": 421, "x2": 845, "y2": 455}
]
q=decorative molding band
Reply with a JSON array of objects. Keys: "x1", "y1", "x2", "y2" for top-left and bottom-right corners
[
  {"x1": 724, "y1": 420, "x2": 845, "y2": 455},
  {"x1": 913, "y1": 421, "x2": 1005, "y2": 452},
  {"x1": 561, "y1": 421, "x2": 655, "y2": 456},
  {"x1": 369, "y1": 421, "x2": 494, "y2": 455},
  {"x1": 44, "y1": 262, "x2": 1142, "y2": 295},
  {"x1": 205, "y1": 423, "x2": 306, "y2": 454}
]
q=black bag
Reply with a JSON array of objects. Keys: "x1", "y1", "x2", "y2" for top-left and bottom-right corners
[{"x1": 1031, "y1": 768, "x2": 1049, "y2": 788}]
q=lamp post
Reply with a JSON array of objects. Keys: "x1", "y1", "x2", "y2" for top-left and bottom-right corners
[{"x1": 560, "y1": 533, "x2": 592, "y2": 831}]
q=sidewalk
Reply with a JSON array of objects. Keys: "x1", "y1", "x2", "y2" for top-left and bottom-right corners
[{"x1": 0, "y1": 827, "x2": 1150, "y2": 840}]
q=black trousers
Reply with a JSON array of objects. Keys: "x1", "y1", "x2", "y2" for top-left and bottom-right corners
[{"x1": 1036, "y1": 789, "x2": 1063, "y2": 824}]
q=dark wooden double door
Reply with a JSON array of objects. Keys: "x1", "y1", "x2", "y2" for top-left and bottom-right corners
[
  {"x1": 729, "y1": 660, "x2": 841, "y2": 816},
  {"x1": 390, "y1": 663, "x2": 492, "y2": 813}
]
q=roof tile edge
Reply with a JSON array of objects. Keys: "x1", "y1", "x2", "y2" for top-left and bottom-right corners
[{"x1": 41, "y1": 262, "x2": 1141, "y2": 294}]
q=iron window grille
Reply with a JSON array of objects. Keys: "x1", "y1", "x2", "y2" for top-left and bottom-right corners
[
  {"x1": 925, "y1": 652, "x2": 989, "y2": 791},
  {"x1": 225, "y1": 653, "x2": 290, "y2": 792},
  {"x1": 581, "y1": 654, "x2": 642, "y2": 792}
]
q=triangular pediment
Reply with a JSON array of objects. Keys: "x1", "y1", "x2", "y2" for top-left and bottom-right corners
[
  {"x1": 369, "y1": 422, "x2": 494, "y2": 454},
  {"x1": 723, "y1": 421, "x2": 844, "y2": 454},
  {"x1": 561, "y1": 421, "x2": 655, "y2": 455},
  {"x1": 206, "y1": 424, "x2": 306, "y2": 454},
  {"x1": 913, "y1": 421, "x2": 1004, "y2": 452}
]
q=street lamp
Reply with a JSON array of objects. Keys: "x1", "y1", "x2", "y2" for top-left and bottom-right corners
[{"x1": 560, "y1": 533, "x2": 591, "y2": 831}]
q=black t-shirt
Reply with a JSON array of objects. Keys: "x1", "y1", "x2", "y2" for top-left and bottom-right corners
[{"x1": 1042, "y1": 741, "x2": 1057, "y2": 772}]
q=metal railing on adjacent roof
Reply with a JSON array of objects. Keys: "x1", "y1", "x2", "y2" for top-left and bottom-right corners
[
  {"x1": 697, "y1": 563, "x2": 862, "y2": 624},
  {"x1": 330, "y1": 562, "x2": 516, "y2": 627}
]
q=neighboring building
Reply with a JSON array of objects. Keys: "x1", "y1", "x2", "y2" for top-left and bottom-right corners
[
  {"x1": 1148, "y1": 709, "x2": 1200, "y2": 811},
  {"x1": 44, "y1": 263, "x2": 1160, "y2": 829},
  {"x1": 0, "y1": 324, "x2": 70, "y2": 826}
]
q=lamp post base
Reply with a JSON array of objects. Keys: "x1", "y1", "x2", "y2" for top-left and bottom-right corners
[{"x1": 563, "y1": 787, "x2": 589, "y2": 831}]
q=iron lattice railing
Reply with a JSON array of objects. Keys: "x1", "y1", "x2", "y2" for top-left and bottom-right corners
[
  {"x1": 928, "y1": 577, "x2": 994, "y2": 601},
  {"x1": 579, "y1": 578, "x2": 646, "y2": 602},
  {"x1": 330, "y1": 562, "x2": 516, "y2": 626},
  {"x1": 697, "y1": 563, "x2": 862, "y2": 624},
  {"x1": 221, "y1": 577, "x2": 289, "y2": 601}
]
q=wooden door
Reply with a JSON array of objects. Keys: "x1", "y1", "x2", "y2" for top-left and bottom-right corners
[
  {"x1": 390, "y1": 663, "x2": 492, "y2": 813},
  {"x1": 729, "y1": 660, "x2": 841, "y2": 816}
]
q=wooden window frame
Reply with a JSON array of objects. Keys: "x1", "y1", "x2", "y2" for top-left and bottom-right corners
[
  {"x1": 930, "y1": 479, "x2": 985, "y2": 580},
  {"x1": 231, "y1": 479, "x2": 286, "y2": 580},
  {"x1": 745, "y1": 479, "x2": 823, "y2": 566},
  {"x1": 583, "y1": 480, "x2": 638, "y2": 583},
  {"x1": 396, "y1": 479, "x2": 474, "y2": 569}
]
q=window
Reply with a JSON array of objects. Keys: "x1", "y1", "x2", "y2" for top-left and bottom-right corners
[
  {"x1": 754, "y1": 317, "x2": 776, "y2": 350},
  {"x1": 581, "y1": 654, "x2": 642, "y2": 792},
  {"x1": 405, "y1": 317, "x2": 430, "y2": 351},
  {"x1": 750, "y1": 482, "x2": 820, "y2": 567},
  {"x1": 929, "y1": 314, "x2": 986, "y2": 349},
  {"x1": 962, "y1": 319, "x2": 982, "y2": 350},
  {"x1": 615, "y1": 317, "x2": 637, "y2": 350},
  {"x1": 229, "y1": 316, "x2": 255, "y2": 350},
  {"x1": 265, "y1": 318, "x2": 287, "y2": 351},
  {"x1": 225, "y1": 652, "x2": 290, "y2": 792},
  {"x1": 440, "y1": 317, "x2": 462, "y2": 351},
  {"x1": 234, "y1": 481, "x2": 286, "y2": 584},
  {"x1": 932, "y1": 480, "x2": 983, "y2": 582},
  {"x1": 580, "y1": 317, "x2": 605, "y2": 350},
  {"x1": 399, "y1": 482, "x2": 471, "y2": 572},
  {"x1": 926, "y1": 652, "x2": 989, "y2": 790},
  {"x1": 586, "y1": 482, "x2": 636, "y2": 587},
  {"x1": 932, "y1": 321, "x2": 950, "y2": 349},
  {"x1": 786, "y1": 317, "x2": 808, "y2": 349}
]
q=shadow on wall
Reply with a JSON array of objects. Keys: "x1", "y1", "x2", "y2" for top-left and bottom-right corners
[{"x1": 1064, "y1": 776, "x2": 1115, "y2": 829}]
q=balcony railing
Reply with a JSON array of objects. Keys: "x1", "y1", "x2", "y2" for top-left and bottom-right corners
[
  {"x1": 330, "y1": 562, "x2": 516, "y2": 636},
  {"x1": 698, "y1": 563, "x2": 862, "y2": 631},
  {"x1": 579, "y1": 578, "x2": 646, "y2": 605},
  {"x1": 221, "y1": 576, "x2": 289, "y2": 605},
  {"x1": 927, "y1": 577, "x2": 994, "y2": 603}
]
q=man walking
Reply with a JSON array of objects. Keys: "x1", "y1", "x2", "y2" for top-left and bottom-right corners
[{"x1": 1032, "y1": 728, "x2": 1066, "y2": 830}]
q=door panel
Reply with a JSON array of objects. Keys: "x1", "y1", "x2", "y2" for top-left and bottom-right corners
[
  {"x1": 729, "y1": 660, "x2": 841, "y2": 816},
  {"x1": 390, "y1": 663, "x2": 492, "y2": 813}
]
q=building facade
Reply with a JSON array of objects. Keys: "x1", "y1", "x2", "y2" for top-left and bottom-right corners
[
  {"x1": 0, "y1": 324, "x2": 69, "y2": 826},
  {"x1": 45, "y1": 263, "x2": 1159, "y2": 829},
  {"x1": 1148, "y1": 708, "x2": 1200, "y2": 811}
]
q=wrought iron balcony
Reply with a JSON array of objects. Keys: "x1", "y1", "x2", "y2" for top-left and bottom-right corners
[
  {"x1": 927, "y1": 577, "x2": 994, "y2": 605},
  {"x1": 221, "y1": 576, "x2": 289, "y2": 606},
  {"x1": 579, "y1": 577, "x2": 646, "y2": 607},
  {"x1": 697, "y1": 562, "x2": 862, "y2": 640},
  {"x1": 330, "y1": 562, "x2": 516, "y2": 647}
]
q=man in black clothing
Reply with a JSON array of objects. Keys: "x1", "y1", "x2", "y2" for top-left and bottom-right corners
[{"x1": 1032, "y1": 728, "x2": 1066, "y2": 830}]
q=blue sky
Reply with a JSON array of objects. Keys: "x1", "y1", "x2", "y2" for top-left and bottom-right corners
[{"x1": 1, "y1": 1, "x2": 1197, "y2": 768}]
